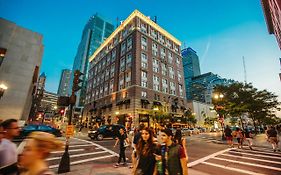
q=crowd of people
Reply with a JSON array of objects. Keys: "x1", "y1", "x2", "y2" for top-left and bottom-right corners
[
  {"x1": 0, "y1": 119, "x2": 63, "y2": 175},
  {"x1": 113, "y1": 124, "x2": 188, "y2": 175},
  {"x1": 224, "y1": 125, "x2": 280, "y2": 152}
]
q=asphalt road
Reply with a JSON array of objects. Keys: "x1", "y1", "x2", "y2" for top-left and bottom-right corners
[{"x1": 44, "y1": 132, "x2": 281, "y2": 174}]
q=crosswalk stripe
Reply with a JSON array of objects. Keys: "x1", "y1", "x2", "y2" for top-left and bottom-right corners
[
  {"x1": 229, "y1": 150, "x2": 281, "y2": 160},
  {"x1": 221, "y1": 153, "x2": 281, "y2": 165},
  {"x1": 243, "y1": 149, "x2": 281, "y2": 156},
  {"x1": 51, "y1": 149, "x2": 84, "y2": 154},
  {"x1": 69, "y1": 144, "x2": 93, "y2": 148},
  {"x1": 49, "y1": 154, "x2": 116, "y2": 169},
  {"x1": 47, "y1": 150, "x2": 108, "y2": 161},
  {"x1": 188, "y1": 148, "x2": 232, "y2": 167},
  {"x1": 202, "y1": 162, "x2": 266, "y2": 175},
  {"x1": 213, "y1": 157, "x2": 281, "y2": 171}
]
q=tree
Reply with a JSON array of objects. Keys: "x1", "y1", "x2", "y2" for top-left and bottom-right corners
[{"x1": 213, "y1": 82, "x2": 280, "y2": 131}]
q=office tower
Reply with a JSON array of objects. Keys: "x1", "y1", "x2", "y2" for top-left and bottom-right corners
[{"x1": 57, "y1": 69, "x2": 71, "y2": 96}]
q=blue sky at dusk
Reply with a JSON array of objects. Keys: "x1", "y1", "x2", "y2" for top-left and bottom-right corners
[{"x1": 0, "y1": 0, "x2": 280, "y2": 99}]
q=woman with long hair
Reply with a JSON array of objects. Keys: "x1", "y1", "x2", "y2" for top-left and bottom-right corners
[
  {"x1": 19, "y1": 131, "x2": 64, "y2": 175},
  {"x1": 133, "y1": 127, "x2": 157, "y2": 175},
  {"x1": 173, "y1": 128, "x2": 187, "y2": 155}
]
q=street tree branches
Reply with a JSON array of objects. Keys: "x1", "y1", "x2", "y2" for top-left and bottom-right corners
[{"x1": 212, "y1": 82, "x2": 280, "y2": 129}]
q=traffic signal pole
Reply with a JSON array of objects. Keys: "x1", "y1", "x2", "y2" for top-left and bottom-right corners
[{"x1": 58, "y1": 70, "x2": 83, "y2": 174}]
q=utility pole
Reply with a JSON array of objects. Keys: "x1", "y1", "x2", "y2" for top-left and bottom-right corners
[{"x1": 58, "y1": 70, "x2": 83, "y2": 174}]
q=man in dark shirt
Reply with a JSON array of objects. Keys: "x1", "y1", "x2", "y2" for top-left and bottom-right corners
[
  {"x1": 266, "y1": 126, "x2": 279, "y2": 152},
  {"x1": 224, "y1": 125, "x2": 233, "y2": 148}
]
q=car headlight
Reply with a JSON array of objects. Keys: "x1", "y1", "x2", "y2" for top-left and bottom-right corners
[{"x1": 88, "y1": 130, "x2": 97, "y2": 134}]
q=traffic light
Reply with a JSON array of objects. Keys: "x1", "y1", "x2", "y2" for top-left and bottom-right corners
[
  {"x1": 60, "y1": 109, "x2": 65, "y2": 116},
  {"x1": 72, "y1": 70, "x2": 84, "y2": 93}
]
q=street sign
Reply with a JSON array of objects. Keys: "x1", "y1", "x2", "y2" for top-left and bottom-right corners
[{"x1": 65, "y1": 125, "x2": 74, "y2": 137}]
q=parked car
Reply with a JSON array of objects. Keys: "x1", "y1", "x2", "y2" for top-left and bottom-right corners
[
  {"x1": 88, "y1": 124, "x2": 125, "y2": 141},
  {"x1": 14, "y1": 124, "x2": 62, "y2": 141}
]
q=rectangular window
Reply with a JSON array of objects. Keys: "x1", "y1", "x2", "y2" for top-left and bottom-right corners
[
  {"x1": 141, "y1": 36, "x2": 147, "y2": 51},
  {"x1": 106, "y1": 55, "x2": 111, "y2": 66},
  {"x1": 109, "y1": 79, "x2": 114, "y2": 93},
  {"x1": 169, "y1": 67, "x2": 175, "y2": 79},
  {"x1": 179, "y1": 84, "x2": 183, "y2": 97},
  {"x1": 141, "y1": 80, "x2": 147, "y2": 87},
  {"x1": 121, "y1": 41, "x2": 126, "y2": 56},
  {"x1": 110, "y1": 63, "x2": 115, "y2": 78},
  {"x1": 126, "y1": 53, "x2": 132, "y2": 68},
  {"x1": 168, "y1": 51, "x2": 173, "y2": 64},
  {"x1": 127, "y1": 37, "x2": 132, "y2": 50},
  {"x1": 111, "y1": 49, "x2": 116, "y2": 62},
  {"x1": 141, "y1": 23, "x2": 147, "y2": 33},
  {"x1": 120, "y1": 57, "x2": 125, "y2": 72},
  {"x1": 141, "y1": 91, "x2": 147, "y2": 98},
  {"x1": 160, "y1": 47, "x2": 166, "y2": 59},
  {"x1": 177, "y1": 70, "x2": 182, "y2": 82},
  {"x1": 141, "y1": 71, "x2": 147, "y2": 79},
  {"x1": 161, "y1": 63, "x2": 167, "y2": 76},
  {"x1": 125, "y1": 72, "x2": 131, "y2": 87},
  {"x1": 152, "y1": 43, "x2": 158, "y2": 56},
  {"x1": 141, "y1": 53, "x2": 148, "y2": 69},
  {"x1": 153, "y1": 58, "x2": 159, "y2": 73},
  {"x1": 119, "y1": 75, "x2": 124, "y2": 90}
]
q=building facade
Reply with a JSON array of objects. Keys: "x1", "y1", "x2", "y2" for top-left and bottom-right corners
[
  {"x1": 189, "y1": 72, "x2": 235, "y2": 104},
  {"x1": 57, "y1": 69, "x2": 71, "y2": 96},
  {"x1": 261, "y1": 0, "x2": 281, "y2": 49},
  {"x1": 0, "y1": 18, "x2": 44, "y2": 121},
  {"x1": 84, "y1": 10, "x2": 186, "y2": 128},
  {"x1": 69, "y1": 14, "x2": 114, "y2": 107},
  {"x1": 182, "y1": 47, "x2": 201, "y2": 100}
]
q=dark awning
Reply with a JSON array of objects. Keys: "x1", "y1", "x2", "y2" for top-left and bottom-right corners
[
  {"x1": 116, "y1": 101, "x2": 123, "y2": 106},
  {"x1": 107, "y1": 104, "x2": 113, "y2": 108},
  {"x1": 123, "y1": 99, "x2": 130, "y2": 104},
  {"x1": 141, "y1": 99, "x2": 150, "y2": 104},
  {"x1": 153, "y1": 101, "x2": 162, "y2": 106}
]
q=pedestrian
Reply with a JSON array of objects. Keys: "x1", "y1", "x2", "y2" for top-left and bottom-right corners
[
  {"x1": 234, "y1": 128, "x2": 243, "y2": 149},
  {"x1": 114, "y1": 128, "x2": 130, "y2": 167},
  {"x1": 155, "y1": 128, "x2": 188, "y2": 175},
  {"x1": 19, "y1": 132, "x2": 63, "y2": 175},
  {"x1": 130, "y1": 124, "x2": 145, "y2": 168},
  {"x1": 173, "y1": 129, "x2": 188, "y2": 156},
  {"x1": 244, "y1": 129, "x2": 253, "y2": 150},
  {"x1": 266, "y1": 126, "x2": 280, "y2": 152},
  {"x1": 224, "y1": 125, "x2": 233, "y2": 148},
  {"x1": 133, "y1": 127, "x2": 157, "y2": 175},
  {"x1": 0, "y1": 119, "x2": 20, "y2": 175}
]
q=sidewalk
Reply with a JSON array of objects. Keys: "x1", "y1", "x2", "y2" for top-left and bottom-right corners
[{"x1": 57, "y1": 164, "x2": 210, "y2": 175}]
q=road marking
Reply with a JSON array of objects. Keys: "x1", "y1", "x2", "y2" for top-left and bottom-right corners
[
  {"x1": 188, "y1": 148, "x2": 232, "y2": 167},
  {"x1": 69, "y1": 144, "x2": 93, "y2": 148},
  {"x1": 202, "y1": 162, "x2": 266, "y2": 175},
  {"x1": 229, "y1": 150, "x2": 281, "y2": 160},
  {"x1": 73, "y1": 138, "x2": 119, "y2": 156},
  {"x1": 213, "y1": 157, "x2": 281, "y2": 171},
  {"x1": 231, "y1": 150, "x2": 281, "y2": 159},
  {"x1": 47, "y1": 150, "x2": 108, "y2": 161},
  {"x1": 221, "y1": 153, "x2": 281, "y2": 165},
  {"x1": 51, "y1": 149, "x2": 84, "y2": 154},
  {"x1": 49, "y1": 154, "x2": 116, "y2": 169}
]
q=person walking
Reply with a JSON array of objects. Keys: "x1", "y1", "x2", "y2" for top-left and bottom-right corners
[
  {"x1": 244, "y1": 129, "x2": 253, "y2": 150},
  {"x1": 114, "y1": 128, "x2": 130, "y2": 167},
  {"x1": 266, "y1": 126, "x2": 280, "y2": 152},
  {"x1": 173, "y1": 129, "x2": 187, "y2": 155},
  {"x1": 19, "y1": 132, "x2": 63, "y2": 175},
  {"x1": 133, "y1": 127, "x2": 157, "y2": 175},
  {"x1": 235, "y1": 128, "x2": 244, "y2": 149},
  {"x1": 0, "y1": 119, "x2": 20, "y2": 175},
  {"x1": 224, "y1": 125, "x2": 233, "y2": 148},
  {"x1": 155, "y1": 128, "x2": 188, "y2": 175}
]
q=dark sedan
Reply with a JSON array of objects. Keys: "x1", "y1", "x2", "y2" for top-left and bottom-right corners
[
  {"x1": 88, "y1": 124, "x2": 125, "y2": 141},
  {"x1": 14, "y1": 124, "x2": 62, "y2": 141}
]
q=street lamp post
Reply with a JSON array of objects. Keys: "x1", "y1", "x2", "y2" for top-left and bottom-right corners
[
  {"x1": 214, "y1": 93, "x2": 225, "y2": 140},
  {"x1": 0, "y1": 83, "x2": 8, "y2": 99}
]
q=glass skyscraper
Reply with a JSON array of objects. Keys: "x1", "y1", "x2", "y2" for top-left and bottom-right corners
[
  {"x1": 69, "y1": 14, "x2": 114, "y2": 107},
  {"x1": 182, "y1": 47, "x2": 201, "y2": 99},
  {"x1": 57, "y1": 69, "x2": 71, "y2": 96}
]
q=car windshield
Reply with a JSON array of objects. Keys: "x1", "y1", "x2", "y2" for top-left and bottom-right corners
[{"x1": 99, "y1": 125, "x2": 107, "y2": 130}]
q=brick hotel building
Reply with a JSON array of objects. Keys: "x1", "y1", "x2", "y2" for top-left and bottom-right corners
[{"x1": 84, "y1": 10, "x2": 187, "y2": 128}]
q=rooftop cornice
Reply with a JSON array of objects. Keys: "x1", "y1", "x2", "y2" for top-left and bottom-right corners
[{"x1": 89, "y1": 9, "x2": 181, "y2": 62}]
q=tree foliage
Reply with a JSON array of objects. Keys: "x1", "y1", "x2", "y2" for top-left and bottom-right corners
[{"x1": 212, "y1": 82, "x2": 280, "y2": 128}]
